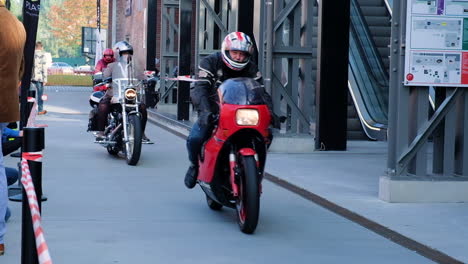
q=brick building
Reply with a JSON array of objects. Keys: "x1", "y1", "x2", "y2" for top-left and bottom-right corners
[
  {"x1": 107, "y1": 0, "x2": 150, "y2": 78},
  {"x1": 107, "y1": 0, "x2": 196, "y2": 79}
]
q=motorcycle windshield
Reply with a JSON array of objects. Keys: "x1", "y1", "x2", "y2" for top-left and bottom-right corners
[
  {"x1": 113, "y1": 78, "x2": 138, "y2": 88},
  {"x1": 219, "y1": 77, "x2": 267, "y2": 105}
]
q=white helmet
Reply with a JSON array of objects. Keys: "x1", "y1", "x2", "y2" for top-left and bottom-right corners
[
  {"x1": 221, "y1": 32, "x2": 254, "y2": 71},
  {"x1": 113, "y1": 41, "x2": 134, "y2": 56}
]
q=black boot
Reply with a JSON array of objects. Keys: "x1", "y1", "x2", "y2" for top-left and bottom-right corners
[{"x1": 184, "y1": 164, "x2": 198, "y2": 189}]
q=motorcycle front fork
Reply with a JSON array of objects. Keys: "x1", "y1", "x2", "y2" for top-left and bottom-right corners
[
  {"x1": 229, "y1": 152, "x2": 239, "y2": 197},
  {"x1": 122, "y1": 107, "x2": 139, "y2": 143},
  {"x1": 229, "y1": 150, "x2": 261, "y2": 197}
]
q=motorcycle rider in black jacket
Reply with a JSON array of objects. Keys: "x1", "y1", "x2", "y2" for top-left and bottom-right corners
[{"x1": 184, "y1": 32, "x2": 276, "y2": 189}]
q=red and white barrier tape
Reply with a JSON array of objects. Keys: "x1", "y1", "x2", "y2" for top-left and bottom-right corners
[
  {"x1": 21, "y1": 153, "x2": 53, "y2": 264},
  {"x1": 26, "y1": 96, "x2": 48, "y2": 128},
  {"x1": 161, "y1": 75, "x2": 200, "y2": 82},
  {"x1": 26, "y1": 98, "x2": 38, "y2": 128},
  {"x1": 23, "y1": 151, "x2": 43, "y2": 162}
]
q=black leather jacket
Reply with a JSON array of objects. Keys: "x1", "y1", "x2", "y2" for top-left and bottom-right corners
[{"x1": 190, "y1": 52, "x2": 272, "y2": 114}]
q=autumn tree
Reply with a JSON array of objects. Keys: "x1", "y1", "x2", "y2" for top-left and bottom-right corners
[{"x1": 47, "y1": 0, "x2": 108, "y2": 57}]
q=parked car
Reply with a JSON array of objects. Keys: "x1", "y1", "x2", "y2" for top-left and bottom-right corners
[
  {"x1": 48, "y1": 62, "x2": 74, "y2": 75},
  {"x1": 74, "y1": 65, "x2": 95, "y2": 75}
]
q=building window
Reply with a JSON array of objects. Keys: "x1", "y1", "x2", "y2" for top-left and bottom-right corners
[
  {"x1": 137, "y1": 0, "x2": 143, "y2": 11},
  {"x1": 125, "y1": 0, "x2": 132, "y2": 16}
]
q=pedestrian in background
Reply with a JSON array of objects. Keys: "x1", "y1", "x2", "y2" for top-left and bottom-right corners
[
  {"x1": 0, "y1": 0, "x2": 26, "y2": 255},
  {"x1": 31, "y1": 41, "x2": 52, "y2": 115}
]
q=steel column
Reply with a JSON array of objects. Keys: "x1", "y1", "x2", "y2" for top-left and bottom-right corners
[
  {"x1": 408, "y1": 87, "x2": 428, "y2": 176},
  {"x1": 237, "y1": 0, "x2": 256, "y2": 63},
  {"x1": 177, "y1": 0, "x2": 192, "y2": 120},
  {"x1": 194, "y1": 0, "x2": 200, "y2": 72},
  {"x1": 147, "y1": 0, "x2": 158, "y2": 71},
  {"x1": 461, "y1": 92, "x2": 468, "y2": 176},
  {"x1": 432, "y1": 88, "x2": 445, "y2": 174},
  {"x1": 387, "y1": 0, "x2": 401, "y2": 174},
  {"x1": 443, "y1": 88, "x2": 457, "y2": 176},
  {"x1": 315, "y1": 0, "x2": 350, "y2": 150},
  {"x1": 299, "y1": 0, "x2": 315, "y2": 133},
  {"x1": 264, "y1": 0, "x2": 273, "y2": 96},
  {"x1": 159, "y1": 0, "x2": 179, "y2": 104},
  {"x1": 455, "y1": 91, "x2": 468, "y2": 176},
  {"x1": 387, "y1": 0, "x2": 407, "y2": 175}
]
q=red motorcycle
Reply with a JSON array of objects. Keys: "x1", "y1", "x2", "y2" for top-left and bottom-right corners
[{"x1": 196, "y1": 77, "x2": 271, "y2": 234}]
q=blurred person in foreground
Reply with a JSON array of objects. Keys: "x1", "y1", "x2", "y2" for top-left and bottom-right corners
[
  {"x1": 0, "y1": 0, "x2": 26, "y2": 255},
  {"x1": 1, "y1": 126, "x2": 21, "y2": 224}
]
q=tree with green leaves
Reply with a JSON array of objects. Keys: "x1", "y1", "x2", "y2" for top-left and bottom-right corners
[{"x1": 46, "y1": 0, "x2": 108, "y2": 58}]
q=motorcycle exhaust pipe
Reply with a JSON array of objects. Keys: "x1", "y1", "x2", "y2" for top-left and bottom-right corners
[
  {"x1": 97, "y1": 123, "x2": 122, "y2": 146},
  {"x1": 108, "y1": 123, "x2": 122, "y2": 140}
]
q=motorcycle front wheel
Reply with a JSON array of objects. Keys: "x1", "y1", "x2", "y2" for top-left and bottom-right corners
[
  {"x1": 236, "y1": 155, "x2": 260, "y2": 234},
  {"x1": 125, "y1": 114, "x2": 143, "y2": 165}
]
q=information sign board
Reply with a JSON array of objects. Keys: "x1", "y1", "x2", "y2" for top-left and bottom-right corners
[
  {"x1": 405, "y1": 0, "x2": 468, "y2": 86},
  {"x1": 82, "y1": 27, "x2": 107, "y2": 55}
]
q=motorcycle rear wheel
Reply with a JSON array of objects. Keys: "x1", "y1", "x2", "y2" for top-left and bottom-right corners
[
  {"x1": 125, "y1": 114, "x2": 143, "y2": 166},
  {"x1": 236, "y1": 155, "x2": 260, "y2": 234}
]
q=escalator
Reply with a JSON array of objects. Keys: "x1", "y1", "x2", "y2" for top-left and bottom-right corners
[
  {"x1": 356, "y1": 0, "x2": 392, "y2": 73},
  {"x1": 347, "y1": 0, "x2": 391, "y2": 140}
]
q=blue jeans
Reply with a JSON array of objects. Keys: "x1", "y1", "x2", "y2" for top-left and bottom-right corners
[
  {"x1": 186, "y1": 121, "x2": 213, "y2": 165},
  {"x1": 0, "y1": 123, "x2": 7, "y2": 243},
  {"x1": 31, "y1": 81, "x2": 45, "y2": 112},
  {"x1": 5, "y1": 167, "x2": 18, "y2": 186},
  {"x1": 3, "y1": 167, "x2": 16, "y2": 222}
]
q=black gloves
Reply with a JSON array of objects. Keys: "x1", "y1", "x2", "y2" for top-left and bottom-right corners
[{"x1": 271, "y1": 114, "x2": 287, "y2": 129}]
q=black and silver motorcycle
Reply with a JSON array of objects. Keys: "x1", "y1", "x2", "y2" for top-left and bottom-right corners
[{"x1": 88, "y1": 77, "x2": 144, "y2": 166}]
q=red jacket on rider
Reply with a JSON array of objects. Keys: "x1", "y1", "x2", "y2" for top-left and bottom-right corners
[
  {"x1": 94, "y1": 58, "x2": 116, "y2": 73},
  {"x1": 94, "y1": 48, "x2": 116, "y2": 73}
]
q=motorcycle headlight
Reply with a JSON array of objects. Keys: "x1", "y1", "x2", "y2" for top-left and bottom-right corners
[
  {"x1": 124, "y1": 88, "x2": 137, "y2": 100},
  {"x1": 236, "y1": 109, "x2": 259, "y2": 126}
]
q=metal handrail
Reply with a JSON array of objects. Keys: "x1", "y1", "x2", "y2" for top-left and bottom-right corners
[
  {"x1": 384, "y1": 0, "x2": 393, "y2": 16},
  {"x1": 350, "y1": 0, "x2": 389, "y2": 81}
]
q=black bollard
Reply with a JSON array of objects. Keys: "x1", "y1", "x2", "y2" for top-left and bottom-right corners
[
  {"x1": 27, "y1": 90, "x2": 36, "y2": 111},
  {"x1": 10, "y1": 90, "x2": 47, "y2": 201},
  {"x1": 21, "y1": 127, "x2": 45, "y2": 264}
]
